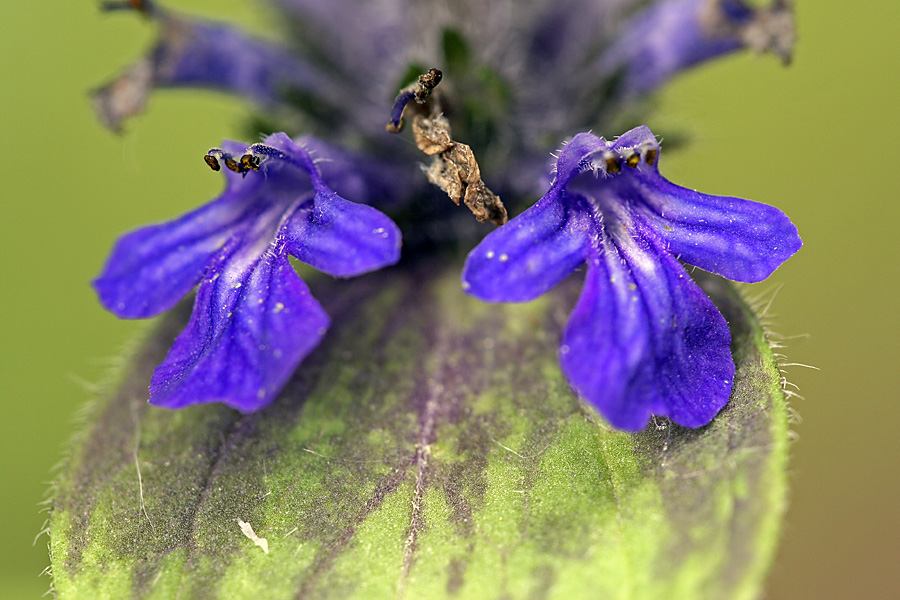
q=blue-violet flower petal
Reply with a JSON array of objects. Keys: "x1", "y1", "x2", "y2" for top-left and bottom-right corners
[{"x1": 149, "y1": 248, "x2": 330, "y2": 410}]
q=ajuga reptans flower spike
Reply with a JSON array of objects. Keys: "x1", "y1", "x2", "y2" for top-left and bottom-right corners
[{"x1": 92, "y1": 0, "x2": 799, "y2": 428}]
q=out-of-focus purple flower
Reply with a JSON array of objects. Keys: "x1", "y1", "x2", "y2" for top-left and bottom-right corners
[
  {"x1": 596, "y1": 0, "x2": 794, "y2": 97},
  {"x1": 462, "y1": 126, "x2": 802, "y2": 430},
  {"x1": 94, "y1": 133, "x2": 401, "y2": 411},
  {"x1": 95, "y1": 0, "x2": 793, "y2": 200},
  {"x1": 93, "y1": 0, "x2": 347, "y2": 133}
]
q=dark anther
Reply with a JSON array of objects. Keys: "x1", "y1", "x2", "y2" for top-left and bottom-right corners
[
  {"x1": 644, "y1": 148, "x2": 658, "y2": 166},
  {"x1": 604, "y1": 152, "x2": 621, "y2": 174},
  {"x1": 626, "y1": 152, "x2": 640, "y2": 168},
  {"x1": 204, "y1": 155, "x2": 221, "y2": 171},
  {"x1": 240, "y1": 154, "x2": 261, "y2": 171},
  {"x1": 224, "y1": 157, "x2": 241, "y2": 173}
]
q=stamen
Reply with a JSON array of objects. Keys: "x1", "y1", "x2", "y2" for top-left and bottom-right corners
[
  {"x1": 205, "y1": 147, "x2": 264, "y2": 178},
  {"x1": 205, "y1": 141, "x2": 327, "y2": 185},
  {"x1": 243, "y1": 143, "x2": 293, "y2": 164},
  {"x1": 626, "y1": 151, "x2": 641, "y2": 168},
  {"x1": 604, "y1": 151, "x2": 621, "y2": 174},
  {"x1": 384, "y1": 68, "x2": 506, "y2": 224},
  {"x1": 644, "y1": 147, "x2": 658, "y2": 166},
  {"x1": 241, "y1": 154, "x2": 261, "y2": 172},
  {"x1": 386, "y1": 90, "x2": 415, "y2": 133},
  {"x1": 204, "y1": 155, "x2": 221, "y2": 171},
  {"x1": 224, "y1": 157, "x2": 241, "y2": 173}
]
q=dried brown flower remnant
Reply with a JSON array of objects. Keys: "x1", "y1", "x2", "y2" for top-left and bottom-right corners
[
  {"x1": 412, "y1": 113, "x2": 508, "y2": 225},
  {"x1": 386, "y1": 68, "x2": 507, "y2": 225},
  {"x1": 413, "y1": 68, "x2": 443, "y2": 103}
]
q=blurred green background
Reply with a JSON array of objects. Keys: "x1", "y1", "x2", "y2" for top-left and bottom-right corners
[{"x1": 1, "y1": 1, "x2": 897, "y2": 598}]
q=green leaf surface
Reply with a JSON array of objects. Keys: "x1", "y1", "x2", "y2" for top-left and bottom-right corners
[{"x1": 50, "y1": 264, "x2": 788, "y2": 600}]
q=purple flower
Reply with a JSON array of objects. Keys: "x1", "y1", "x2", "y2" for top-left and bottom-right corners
[
  {"x1": 93, "y1": 1, "x2": 350, "y2": 133},
  {"x1": 94, "y1": 1, "x2": 793, "y2": 199},
  {"x1": 462, "y1": 126, "x2": 801, "y2": 430},
  {"x1": 595, "y1": 0, "x2": 794, "y2": 97},
  {"x1": 94, "y1": 133, "x2": 401, "y2": 411},
  {"x1": 91, "y1": 0, "x2": 800, "y2": 424}
]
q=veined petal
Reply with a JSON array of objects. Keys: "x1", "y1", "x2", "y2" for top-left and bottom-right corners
[
  {"x1": 628, "y1": 173, "x2": 802, "y2": 282},
  {"x1": 93, "y1": 189, "x2": 254, "y2": 319},
  {"x1": 561, "y1": 230, "x2": 734, "y2": 431},
  {"x1": 564, "y1": 126, "x2": 801, "y2": 282},
  {"x1": 464, "y1": 125, "x2": 799, "y2": 431},
  {"x1": 462, "y1": 192, "x2": 591, "y2": 302},
  {"x1": 595, "y1": 0, "x2": 794, "y2": 97},
  {"x1": 92, "y1": 5, "x2": 336, "y2": 131},
  {"x1": 94, "y1": 138, "x2": 274, "y2": 319},
  {"x1": 105, "y1": 130, "x2": 405, "y2": 411},
  {"x1": 241, "y1": 133, "x2": 403, "y2": 277},
  {"x1": 283, "y1": 195, "x2": 402, "y2": 278},
  {"x1": 149, "y1": 247, "x2": 329, "y2": 412}
]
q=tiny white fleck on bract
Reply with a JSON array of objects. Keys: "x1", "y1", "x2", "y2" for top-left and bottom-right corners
[{"x1": 238, "y1": 519, "x2": 269, "y2": 554}]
